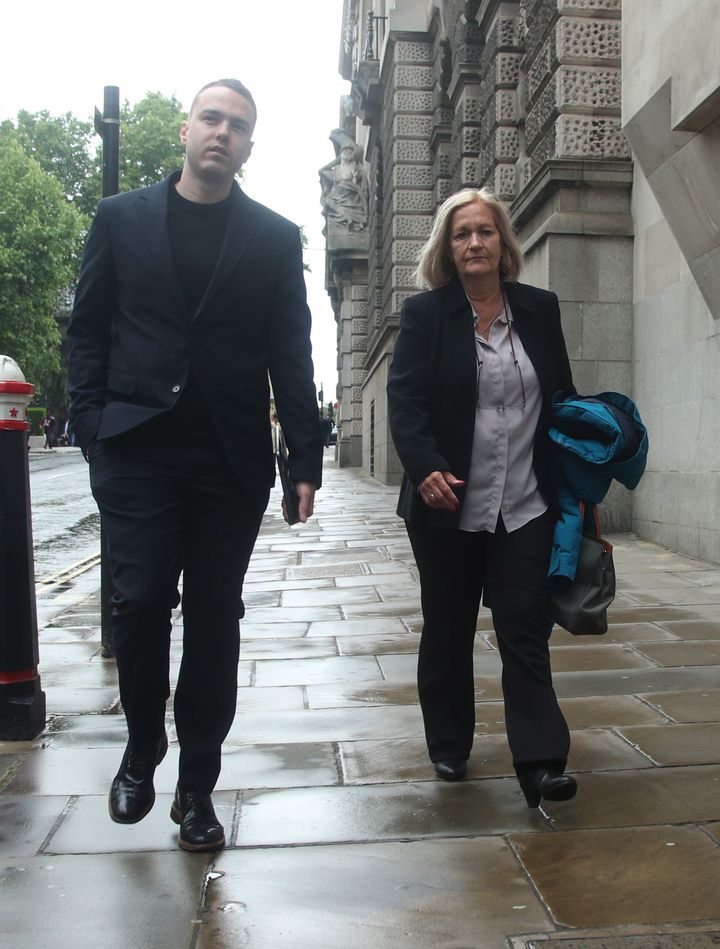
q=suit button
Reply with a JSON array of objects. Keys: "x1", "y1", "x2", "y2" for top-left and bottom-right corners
[{"x1": 171, "y1": 385, "x2": 181, "y2": 393}]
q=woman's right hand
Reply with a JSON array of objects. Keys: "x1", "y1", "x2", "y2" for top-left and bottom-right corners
[{"x1": 418, "y1": 471, "x2": 466, "y2": 511}]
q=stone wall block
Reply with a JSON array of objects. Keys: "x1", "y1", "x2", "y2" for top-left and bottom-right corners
[
  {"x1": 351, "y1": 297, "x2": 368, "y2": 316},
  {"x1": 351, "y1": 317, "x2": 368, "y2": 335},
  {"x1": 527, "y1": 38, "x2": 554, "y2": 103},
  {"x1": 495, "y1": 126, "x2": 520, "y2": 161},
  {"x1": 557, "y1": 17, "x2": 621, "y2": 65},
  {"x1": 556, "y1": 115, "x2": 630, "y2": 159},
  {"x1": 393, "y1": 65, "x2": 434, "y2": 90},
  {"x1": 495, "y1": 15, "x2": 523, "y2": 49},
  {"x1": 394, "y1": 90, "x2": 434, "y2": 113},
  {"x1": 351, "y1": 284, "x2": 368, "y2": 301},
  {"x1": 496, "y1": 52, "x2": 522, "y2": 87},
  {"x1": 392, "y1": 239, "x2": 426, "y2": 263},
  {"x1": 392, "y1": 190, "x2": 435, "y2": 213},
  {"x1": 525, "y1": 81, "x2": 559, "y2": 149},
  {"x1": 394, "y1": 41, "x2": 432, "y2": 63},
  {"x1": 557, "y1": 0, "x2": 621, "y2": 14},
  {"x1": 392, "y1": 265, "x2": 419, "y2": 288},
  {"x1": 437, "y1": 179, "x2": 453, "y2": 203},
  {"x1": 558, "y1": 65, "x2": 620, "y2": 112},
  {"x1": 496, "y1": 90, "x2": 518, "y2": 123},
  {"x1": 459, "y1": 96, "x2": 483, "y2": 123},
  {"x1": 460, "y1": 156, "x2": 480, "y2": 188},
  {"x1": 494, "y1": 164, "x2": 516, "y2": 199},
  {"x1": 392, "y1": 215, "x2": 434, "y2": 238},
  {"x1": 351, "y1": 369, "x2": 367, "y2": 385},
  {"x1": 462, "y1": 126, "x2": 482, "y2": 154},
  {"x1": 394, "y1": 140, "x2": 433, "y2": 163},
  {"x1": 394, "y1": 114, "x2": 434, "y2": 138},
  {"x1": 394, "y1": 165, "x2": 434, "y2": 188}
]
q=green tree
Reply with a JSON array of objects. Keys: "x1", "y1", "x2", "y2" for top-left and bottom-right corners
[
  {"x1": 119, "y1": 91, "x2": 186, "y2": 191},
  {"x1": 3, "y1": 110, "x2": 100, "y2": 217},
  {"x1": 0, "y1": 138, "x2": 85, "y2": 392}
]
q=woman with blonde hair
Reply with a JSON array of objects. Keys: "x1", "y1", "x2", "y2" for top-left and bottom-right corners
[{"x1": 387, "y1": 188, "x2": 577, "y2": 807}]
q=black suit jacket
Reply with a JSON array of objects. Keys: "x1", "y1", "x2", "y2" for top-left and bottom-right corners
[
  {"x1": 387, "y1": 277, "x2": 574, "y2": 526},
  {"x1": 67, "y1": 173, "x2": 322, "y2": 488}
]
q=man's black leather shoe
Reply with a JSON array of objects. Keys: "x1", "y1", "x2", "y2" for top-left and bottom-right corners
[
  {"x1": 108, "y1": 731, "x2": 168, "y2": 824},
  {"x1": 434, "y1": 759, "x2": 468, "y2": 781},
  {"x1": 519, "y1": 767, "x2": 577, "y2": 808},
  {"x1": 171, "y1": 786, "x2": 225, "y2": 852}
]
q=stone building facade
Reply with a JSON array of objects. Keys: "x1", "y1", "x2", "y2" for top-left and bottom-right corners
[{"x1": 323, "y1": 0, "x2": 720, "y2": 563}]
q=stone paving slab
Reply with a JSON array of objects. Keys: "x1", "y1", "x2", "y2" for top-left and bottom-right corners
[
  {"x1": 510, "y1": 825, "x2": 720, "y2": 928},
  {"x1": 199, "y1": 838, "x2": 555, "y2": 949},
  {"x1": 0, "y1": 852, "x2": 209, "y2": 949}
]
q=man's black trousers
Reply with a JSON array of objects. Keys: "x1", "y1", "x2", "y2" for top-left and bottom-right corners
[
  {"x1": 90, "y1": 429, "x2": 269, "y2": 794},
  {"x1": 406, "y1": 510, "x2": 570, "y2": 773}
]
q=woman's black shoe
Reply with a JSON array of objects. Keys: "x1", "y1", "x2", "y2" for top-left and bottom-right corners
[
  {"x1": 434, "y1": 759, "x2": 468, "y2": 781},
  {"x1": 519, "y1": 767, "x2": 577, "y2": 808}
]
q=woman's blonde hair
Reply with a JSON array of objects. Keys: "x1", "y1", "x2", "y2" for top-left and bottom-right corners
[{"x1": 415, "y1": 188, "x2": 523, "y2": 289}]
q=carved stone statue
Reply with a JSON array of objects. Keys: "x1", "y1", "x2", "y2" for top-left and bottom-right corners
[{"x1": 319, "y1": 129, "x2": 369, "y2": 232}]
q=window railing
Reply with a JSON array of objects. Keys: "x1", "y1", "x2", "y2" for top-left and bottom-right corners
[{"x1": 363, "y1": 11, "x2": 387, "y2": 61}]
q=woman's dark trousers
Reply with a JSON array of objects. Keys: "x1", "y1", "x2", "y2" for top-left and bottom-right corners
[{"x1": 406, "y1": 511, "x2": 570, "y2": 772}]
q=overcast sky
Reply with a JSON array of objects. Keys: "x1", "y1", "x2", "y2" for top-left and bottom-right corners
[{"x1": 1, "y1": 0, "x2": 350, "y2": 401}]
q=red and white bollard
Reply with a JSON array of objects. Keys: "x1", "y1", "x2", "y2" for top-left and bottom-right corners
[{"x1": 0, "y1": 355, "x2": 46, "y2": 739}]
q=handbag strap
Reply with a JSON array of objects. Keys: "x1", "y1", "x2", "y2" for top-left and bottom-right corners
[{"x1": 578, "y1": 501, "x2": 612, "y2": 553}]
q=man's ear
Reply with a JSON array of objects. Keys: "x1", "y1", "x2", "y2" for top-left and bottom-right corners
[{"x1": 179, "y1": 120, "x2": 189, "y2": 145}]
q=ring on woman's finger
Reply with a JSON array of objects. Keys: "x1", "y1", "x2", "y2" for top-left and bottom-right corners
[{"x1": 429, "y1": 492, "x2": 434, "y2": 498}]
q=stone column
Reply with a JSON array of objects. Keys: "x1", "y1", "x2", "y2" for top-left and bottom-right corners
[{"x1": 514, "y1": 0, "x2": 634, "y2": 529}]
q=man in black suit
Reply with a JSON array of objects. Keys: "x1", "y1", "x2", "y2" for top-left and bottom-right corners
[{"x1": 67, "y1": 78, "x2": 322, "y2": 851}]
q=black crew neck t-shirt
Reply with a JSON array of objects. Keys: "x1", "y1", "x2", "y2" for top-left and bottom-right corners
[{"x1": 148, "y1": 185, "x2": 233, "y2": 434}]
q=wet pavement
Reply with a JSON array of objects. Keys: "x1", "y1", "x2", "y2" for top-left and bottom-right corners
[{"x1": 2, "y1": 454, "x2": 720, "y2": 947}]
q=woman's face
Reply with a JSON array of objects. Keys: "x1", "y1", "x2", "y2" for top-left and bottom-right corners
[{"x1": 448, "y1": 201, "x2": 503, "y2": 284}]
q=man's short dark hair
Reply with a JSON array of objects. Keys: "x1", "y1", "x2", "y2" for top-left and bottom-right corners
[{"x1": 189, "y1": 79, "x2": 257, "y2": 125}]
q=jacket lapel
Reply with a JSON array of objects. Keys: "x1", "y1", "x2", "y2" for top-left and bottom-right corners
[
  {"x1": 193, "y1": 184, "x2": 259, "y2": 320},
  {"x1": 138, "y1": 175, "x2": 190, "y2": 317},
  {"x1": 504, "y1": 281, "x2": 556, "y2": 400}
]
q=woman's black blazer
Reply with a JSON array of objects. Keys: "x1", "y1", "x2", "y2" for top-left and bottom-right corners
[{"x1": 386, "y1": 277, "x2": 574, "y2": 526}]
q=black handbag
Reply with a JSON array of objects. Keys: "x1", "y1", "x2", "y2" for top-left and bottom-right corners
[{"x1": 548, "y1": 504, "x2": 615, "y2": 635}]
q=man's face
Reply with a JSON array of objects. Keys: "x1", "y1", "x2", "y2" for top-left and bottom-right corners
[{"x1": 180, "y1": 86, "x2": 255, "y2": 186}]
